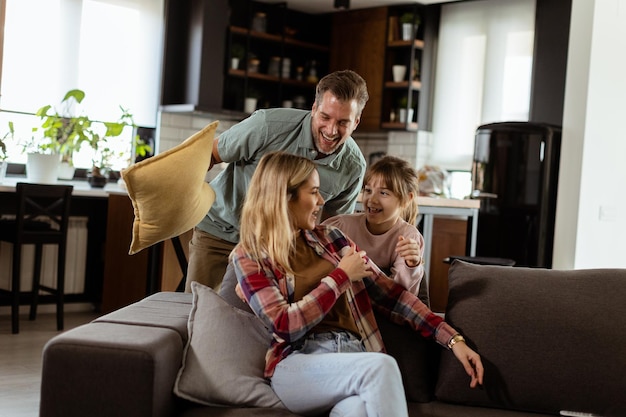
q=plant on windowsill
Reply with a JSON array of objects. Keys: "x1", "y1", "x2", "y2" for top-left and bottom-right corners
[
  {"x1": 25, "y1": 88, "x2": 145, "y2": 186},
  {"x1": 85, "y1": 106, "x2": 148, "y2": 187},
  {"x1": 0, "y1": 122, "x2": 14, "y2": 182},
  {"x1": 29, "y1": 89, "x2": 93, "y2": 179}
]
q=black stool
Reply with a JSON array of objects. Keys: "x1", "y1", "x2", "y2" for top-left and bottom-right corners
[{"x1": 0, "y1": 183, "x2": 73, "y2": 334}]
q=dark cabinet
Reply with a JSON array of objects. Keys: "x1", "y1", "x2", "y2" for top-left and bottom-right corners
[
  {"x1": 223, "y1": 0, "x2": 330, "y2": 113},
  {"x1": 161, "y1": 0, "x2": 329, "y2": 114},
  {"x1": 161, "y1": 0, "x2": 229, "y2": 112},
  {"x1": 329, "y1": 7, "x2": 387, "y2": 133}
]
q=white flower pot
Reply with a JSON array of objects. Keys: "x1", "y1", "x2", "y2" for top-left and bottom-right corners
[
  {"x1": 26, "y1": 153, "x2": 60, "y2": 184},
  {"x1": 0, "y1": 160, "x2": 7, "y2": 184},
  {"x1": 58, "y1": 161, "x2": 76, "y2": 180},
  {"x1": 392, "y1": 65, "x2": 407, "y2": 82},
  {"x1": 401, "y1": 23, "x2": 415, "y2": 41}
]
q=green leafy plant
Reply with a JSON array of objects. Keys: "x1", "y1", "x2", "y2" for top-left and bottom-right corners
[
  {"x1": 399, "y1": 12, "x2": 420, "y2": 25},
  {"x1": 231, "y1": 43, "x2": 246, "y2": 60},
  {"x1": 0, "y1": 121, "x2": 15, "y2": 161},
  {"x1": 30, "y1": 89, "x2": 92, "y2": 163},
  {"x1": 27, "y1": 89, "x2": 146, "y2": 178}
]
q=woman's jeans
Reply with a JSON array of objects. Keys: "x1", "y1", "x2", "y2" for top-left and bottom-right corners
[{"x1": 270, "y1": 331, "x2": 409, "y2": 417}]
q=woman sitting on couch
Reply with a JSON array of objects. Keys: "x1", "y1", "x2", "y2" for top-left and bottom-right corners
[{"x1": 231, "y1": 151, "x2": 483, "y2": 417}]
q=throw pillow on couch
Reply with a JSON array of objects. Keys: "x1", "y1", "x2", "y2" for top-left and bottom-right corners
[
  {"x1": 436, "y1": 261, "x2": 626, "y2": 416},
  {"x1": 174, "y1": 281, "x2": 285, "y2": 409}
]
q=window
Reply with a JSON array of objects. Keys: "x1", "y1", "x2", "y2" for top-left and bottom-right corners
[
  {"x1": 429, "y1": 0, "x2": 536, "y2": 171},
  {"x1": 0, "y1": 0, "x2": 164, "y2": 169}
]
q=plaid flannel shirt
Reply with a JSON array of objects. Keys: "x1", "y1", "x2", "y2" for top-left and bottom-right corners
[{"x1": 232, "y1": 224, "x2": 456, "y2": 378}]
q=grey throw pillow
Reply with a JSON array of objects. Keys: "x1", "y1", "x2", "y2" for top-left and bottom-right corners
[
  {"x1": 436, "y1": 261, "x2": 626, "y2": 416},
  {"x1": 174, "y1": 282, "x2": 284, "y2": 408}
]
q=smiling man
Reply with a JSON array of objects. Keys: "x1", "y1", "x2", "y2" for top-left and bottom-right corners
[{"x1": 185, "y1": 70, "x2": 369, "y2": 292}]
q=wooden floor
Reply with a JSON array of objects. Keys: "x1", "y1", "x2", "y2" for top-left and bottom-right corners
[{"x1": 0, "y1": 308, "x2": 100, "y2": 417}]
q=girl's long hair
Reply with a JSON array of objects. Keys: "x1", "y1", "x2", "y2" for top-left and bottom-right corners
[
  {"x1": 364, "y1": 156, "x2": 420, "y2": 224},
  {"x1": 236, "y1": 151, "x2": 317, "y2": 275}
]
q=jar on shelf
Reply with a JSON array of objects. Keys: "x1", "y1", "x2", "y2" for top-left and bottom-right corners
[
  {"x1": 251, "y1": 12, "x2": 267, "y2": 33},
  {"x1": 306, "y1": 60, "x2": 318, "y2": 83},
  {"x1": 268, "y1": 56, "x2": 280, "y2": 77},
  {"x1": 282, "y1": 58, "x2": 291, "y2": 79},
  {"x1": 248, "y1": 58, "x2": 260, "y2": 73}
]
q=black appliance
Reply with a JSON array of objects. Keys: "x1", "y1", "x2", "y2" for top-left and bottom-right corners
[{"x1": 471, "y1": 122, "x2": 561, "y2": 268}]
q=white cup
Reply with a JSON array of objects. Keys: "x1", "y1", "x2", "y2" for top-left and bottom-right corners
[
  {"x1": 244, "y1": 97, "x2": 257, "y2": 114},
  {"x1": 392, "y1": 65, "x2": 407, "y2": 82}
]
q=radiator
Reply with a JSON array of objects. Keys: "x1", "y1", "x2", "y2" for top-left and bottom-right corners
[{"x1": 0, "y1": 216, "x2": 88, "y2": 294}]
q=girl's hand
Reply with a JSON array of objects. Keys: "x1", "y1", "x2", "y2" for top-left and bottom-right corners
[
  {"x1": 451, "y1": 341, "x2": 484, "y2": 388},
  {"x1": 338, "y1": 246, "x2": 373, "y2": 282},
  {"x1": 396, "y1": 236, "x2": 421, "y2": 267}
]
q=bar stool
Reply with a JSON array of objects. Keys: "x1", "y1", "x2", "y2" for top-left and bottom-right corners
[{"x1": 0, "y1": 183, "x2": 73, "y2": 334}]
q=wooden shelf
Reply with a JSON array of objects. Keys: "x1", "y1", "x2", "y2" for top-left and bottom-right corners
[
  {"x1": 230, "y1": 25, "x2": 329, "y2": 52},
  {"x1": 228, "y1": 68, "x2": 317, "y2": 87},
  {"x1": 384, "y1": 80, "x2": 422, "y2": 89},
  {"x1": 381, "y1": 121, "x2": 418, "y2": 131},
  {"x1": 387, "y1": 39, "x2": 424, "y2": 49}
]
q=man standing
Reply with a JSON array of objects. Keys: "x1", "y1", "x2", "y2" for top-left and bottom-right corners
[{"x1": 185, "y1": 70, "x2": 369, "y2": 292}]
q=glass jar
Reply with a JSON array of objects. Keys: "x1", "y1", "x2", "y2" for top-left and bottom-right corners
[
  {"x1": 251, "y1": 12, "x2": 267, "y2": 33},
  {"x1": 268, "y1": 56, "x2": 280, "y2": 77}
]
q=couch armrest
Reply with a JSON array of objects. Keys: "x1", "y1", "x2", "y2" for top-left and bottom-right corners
[{"x1": 41, "y1": 321, "x2": 184, "y2": 417}]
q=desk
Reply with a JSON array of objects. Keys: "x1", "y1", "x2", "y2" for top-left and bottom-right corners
[
  {"x1": 0, "y1": 177, "x2": 123, "y2": 308},
  {"x1": 2, "y1": 177, "x2": 190, "y2": 312},
  {"x1": 357, "y1": 196, "x2": 480, "y2": 290},
  {"x1": 0, "y1": 177, "x2": 127, "y2": 196}
]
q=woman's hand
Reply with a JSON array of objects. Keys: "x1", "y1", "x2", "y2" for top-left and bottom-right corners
[
  {"x1": 338, "y1": 246, "x2": 373, "y2": 282},
  {"x1": 396, "y1": 236, "x2": 421, "y2": 267},
  {"x1": 451, "y1": 341, "x2": 484, "y2": 388}
]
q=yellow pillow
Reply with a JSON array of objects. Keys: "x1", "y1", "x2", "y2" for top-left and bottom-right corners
[{"x1": 121, "y1": 121, "x2": 217, "y2": 255}]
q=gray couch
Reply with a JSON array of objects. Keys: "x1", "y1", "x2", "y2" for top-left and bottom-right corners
[{"x1": 40, "y1": 261, "x2": 626, "y2": 417}]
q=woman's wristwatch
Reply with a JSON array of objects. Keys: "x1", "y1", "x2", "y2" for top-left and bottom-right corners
[{"x1": 447, "y1": 334, "x2": 465, "y2": 349}]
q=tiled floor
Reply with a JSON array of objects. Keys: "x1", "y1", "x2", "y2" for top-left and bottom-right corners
[{"x1": 0, "y1": 308, "x2": 100, "y2": 417}]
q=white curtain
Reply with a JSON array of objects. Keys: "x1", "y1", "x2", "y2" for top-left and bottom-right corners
[
  {"x1": 429, "y1": 0, "x2": 536, "y2": 171},
  {"x1": 1, "y1": 0, "x2": 164, "y2": 166}
]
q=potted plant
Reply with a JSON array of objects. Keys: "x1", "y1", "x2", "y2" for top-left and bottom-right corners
[
  {"x1": 0, "y1": 121, "x2": 14, "y2": 183},
  {"x1": 397, "y1": 96, "x2": 414, "y2": 124},
  {"x1": 86, "y1": 106, "x2": 142, "y2": 187},
  {"x1": 230, "y1": 43, "x2": 245, "y2": 70},
  {"x1": 25, "y1": 88, "x2": 142, "y2": 185},
  {"x1": 31, "y1": 89, "x2": 94, "y2": 180},
  {"x1": 399, "y1": 12, "x2": 420, "y2": 41}
]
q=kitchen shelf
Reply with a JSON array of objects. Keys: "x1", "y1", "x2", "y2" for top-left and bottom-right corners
[
  {"x1": 223, "y1": 0, "x2": 330, "y2": 112},
  {"x1": 381, "y1": 5, "x2": 424, "y2": 131},
  {"x1": 230, "y1": 26, "x2": 329, "y2": 52}
]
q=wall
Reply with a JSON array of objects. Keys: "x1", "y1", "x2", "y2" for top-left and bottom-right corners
[{"x1": 553, "y1": 0, "x2": 626, "y2": 269}]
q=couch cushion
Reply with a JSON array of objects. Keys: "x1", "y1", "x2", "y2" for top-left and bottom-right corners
[
  {"x1": 174, "y1": 282, "x2": 284, "y2": 409},
  {"x1": 94, "y1": 293, "x2": 192, "y2": 341},
  {"x1": 375, "y1": 310, "x2": 440, "y2": 403},
  {"x1": 436, "y1": 261, "x2": 626, "y2": 416}
]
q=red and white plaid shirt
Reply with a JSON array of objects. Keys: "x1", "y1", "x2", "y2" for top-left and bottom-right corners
[{"x1": 232, "y1": 224, "x2": 456, "y2": 378}]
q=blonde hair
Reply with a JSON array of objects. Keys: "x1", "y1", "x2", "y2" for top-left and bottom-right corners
[
  {"x1": 235, "y1": 151, "x2": 317, "y2": 275},
  {"x1": 364, "y1": 156, "x2": 420, "y2": 224}
]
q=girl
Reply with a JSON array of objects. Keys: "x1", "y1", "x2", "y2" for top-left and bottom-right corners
[
  {"x1": 323, "y1": 156, "x2": 427, "y2": 301},
  {"x1": 231, "y1": 151, "x2": 483, "y2": 417}
]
